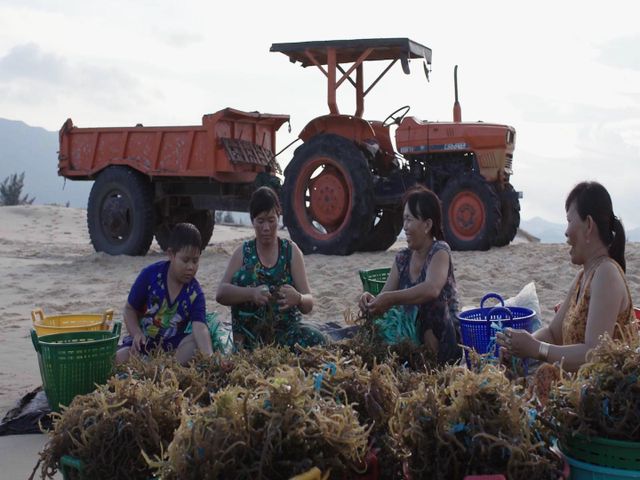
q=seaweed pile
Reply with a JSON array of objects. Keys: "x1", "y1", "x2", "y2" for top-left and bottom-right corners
[
  {"x1": 543, "y1": 332, "x2": 640, "y2": 442},
  {"x1": 389, "y1": 362, "x2": 564, "y2": 480},
  {"x1": 152, "y1": 365, "x2": 370, "y2": 479},
  {"x1": 30, "y1": 319, "x2": 570, "y2": 479},
  {"x1": 30, "y1": 375, "x2": 183, "y2": 480}
]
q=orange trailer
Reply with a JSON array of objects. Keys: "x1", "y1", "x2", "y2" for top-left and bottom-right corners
[{"x1": 58, "y1": 108, "x2": 289, "y2": 255}]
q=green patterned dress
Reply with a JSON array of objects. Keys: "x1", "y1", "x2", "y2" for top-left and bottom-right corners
[{"x1": 231, "y1": 238, "x2": 326, "y2": 350}]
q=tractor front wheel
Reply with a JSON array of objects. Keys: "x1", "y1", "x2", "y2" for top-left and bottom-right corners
[
  {"x1": 282, "y1": 134, "x2": 374, "y2": 255},
  {"x1": 440, "y1": 175, "x2": 501, "y2": 251},
  {"x1": 87, "y1": 166, "x2": 154, "y2": 255},
  {"x1": 493, "y1": 183, "x2": 520, "y2": 247}
]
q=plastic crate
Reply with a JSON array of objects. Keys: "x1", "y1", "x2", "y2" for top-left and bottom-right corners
[
  {"x1": 563, "y1": 434, "x2": 640, "y2": 470},
  {"x1": 564, "y1": 452, "x2": 640, "y2": 479},
  {"x1": 359, "y1": 268, "x2": 390, "y2": 295},
  {"x1": 31, "y1": 323, "x2": 121, "y2": 412},
  {"x1": 31, "y1": 307, "x2": 113, "y2": 336},
  {"x1": 458, "y1": 293, "x2": 535, "y2": 358}
]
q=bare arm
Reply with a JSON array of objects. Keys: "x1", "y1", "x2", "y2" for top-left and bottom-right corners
[
  {"x1": 216, "y1": 246, "x2": 271, "y2": 306},
  {"x1": 365, "y1": 249, "x2": 450, "y2": 316},
  {"x1": 191, "y1": 321, "x2": 213, "y2": 356},
  {"x1": 123, "y1": 302, "x2": 145, "y2": 352},
  {"x1": 279, "y1": 242, "x2": 313, "y2": 314},
  {"x1": 359, "y1": 262, "x2": 400, "y2": 312}
]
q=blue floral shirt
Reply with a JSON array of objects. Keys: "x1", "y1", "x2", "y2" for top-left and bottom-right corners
[{"x1": 128, "y1": 261, "x2": 205, "y2": 342}]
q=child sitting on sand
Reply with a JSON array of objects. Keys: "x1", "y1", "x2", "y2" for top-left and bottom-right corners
[{"x1": 116, "y1": 223, "x2": 213, "y2": 365}]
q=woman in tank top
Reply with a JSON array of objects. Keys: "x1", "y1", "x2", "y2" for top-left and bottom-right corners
[{"x1": 497, "y1": 181, "x2": 636, "y2": 372}]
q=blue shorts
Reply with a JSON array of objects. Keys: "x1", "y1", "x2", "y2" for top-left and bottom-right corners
[{"x1": 118, "y1": 333, "x2": 189, "y2": 354}]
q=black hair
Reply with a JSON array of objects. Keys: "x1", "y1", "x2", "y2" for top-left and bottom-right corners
[
  {"x1": 402, "y1": 185, "x2": 445, "y2": 241},
  {"x1": 168, "y1": 223, "x2": 202, "y2": 253},
  {"x1": 249, "y1": 186, "x2": 281, "y2": 221},
  {"x1": 565, "y1": 181, "x2": 626, "y2": 271}
]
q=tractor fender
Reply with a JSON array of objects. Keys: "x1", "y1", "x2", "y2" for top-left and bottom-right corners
[{"x1": 299, "y1": 115, "x2": 375, "y2": 145}]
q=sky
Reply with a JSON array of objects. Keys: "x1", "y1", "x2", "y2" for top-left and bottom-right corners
[{"x1": 1, "y1": 0, "x2": 639, "y2": 228}]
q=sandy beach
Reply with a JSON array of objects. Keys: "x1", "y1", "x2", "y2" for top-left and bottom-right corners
[{"x1": 1, "y1": 204, "x2": 640, "y2": 477}]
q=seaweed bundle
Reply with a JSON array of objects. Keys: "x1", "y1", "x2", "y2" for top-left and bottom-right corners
[
  {"x1": 154, "y1": 365, "x2": 370, "y2": 480},
  {"x1": 389, "y1": 362, "x2": 563, "y2": 480},
  {"x1": 544, "y1": 332, "x2": 640, "y2": 442},
  {"x1": 30, "y1": 375, "x2": 183, "y2": 480}
]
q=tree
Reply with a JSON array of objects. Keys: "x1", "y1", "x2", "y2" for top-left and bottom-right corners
[{"x1": 0, "y1": 172, "x2": 35, "y2": 206}]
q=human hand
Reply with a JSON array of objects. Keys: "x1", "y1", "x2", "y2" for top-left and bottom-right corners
[
  {"x1": 496, "y1": 328, "x2": 538, "y2": 359},
  {"x1": 131, "y1": 332, "x2": 147, "y2": 354},
  {"x1": 277, "y1": 284, "x2": 301, "y2": 311},
  {"x1": 251, "y1": 285, "x2": 272, "y2": 306},
  {"x1": 366, "y1": 292, "x2": 392, "y2": 316},
  {"x1": 359, "y1": 292, "x2": 375, "y2": 312}
]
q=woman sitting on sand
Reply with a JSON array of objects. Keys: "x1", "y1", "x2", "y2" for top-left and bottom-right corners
[
  {"x1": 216, "y1": 186, "x2": 326, "y2": 350},
  {"x1": 359, "y1": 185, "x2": 461, "y2": 364},
  {"x1": 497, "y1": 181, "x2": 637, "y2": 372}
]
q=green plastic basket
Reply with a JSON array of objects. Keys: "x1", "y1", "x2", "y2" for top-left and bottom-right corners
[
  {"x1": 562, "y1": 434, "x2": 640, "y2": 470},
  {"x1": 359, "y1": 267, "x2": 390, "y2": 295},
  {"x1": 31, "y1": 323, "x2": 121, "y2": 412}
]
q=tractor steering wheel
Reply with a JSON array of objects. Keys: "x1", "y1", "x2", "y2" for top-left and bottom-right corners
[{"x1": 382, "y1": 105, "x2": 411, "y2": 127}]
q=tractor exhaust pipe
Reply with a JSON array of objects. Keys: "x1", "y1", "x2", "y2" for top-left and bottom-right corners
[{"x1": 453, "y1": 65, "x2": 462, "y2": 123}]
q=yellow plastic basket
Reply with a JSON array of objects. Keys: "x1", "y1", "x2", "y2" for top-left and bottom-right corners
[{"x1": 31, "y1": 308, "x2": 113, "y2": 336}]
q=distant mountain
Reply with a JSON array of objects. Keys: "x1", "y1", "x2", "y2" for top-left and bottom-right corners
[
  {"x1": 520, "y1": 217, "x2": 566, "y2": 243},
  {"x1": 0, "y1": 118, "x2": 92, "y2": 207},
  {"x1": 521, "y1": 216, "x2": 640, "y2": 243}
]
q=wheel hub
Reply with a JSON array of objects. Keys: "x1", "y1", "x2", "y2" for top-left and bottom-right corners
[
  {"x1": 309, "y1": 170, "x2": 349, "y2": 227},
  {"x1": 101, "y1": 193, "x2": 131, "y2": 240},
  {"x1": 450, "y1": 192, "x2": 484, "y2": 239}
]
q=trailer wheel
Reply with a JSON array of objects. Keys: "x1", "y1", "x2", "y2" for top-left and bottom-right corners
[
  {"x1": 358, "y1": 206, "x2": 403, "y2": 252},
  {"x1": 282, "y1": 134, "x2": 374, "y2": 255},
  {"x1": 440, "y1": 175, "x2": 501, "y2": 251},
  {"x1": 493, "y1": 183, "x2": 520, "y2": 247},
  {"x1": 155, "y1": 210, "x2": 215, "y2": 252},
  {"x1": 87, "y1": 166, "x2": 154, "y2": 255}
]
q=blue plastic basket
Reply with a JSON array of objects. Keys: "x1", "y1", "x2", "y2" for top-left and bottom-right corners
[{"x1": 458, "y1": 293, "x2": 535, "y2": 358}]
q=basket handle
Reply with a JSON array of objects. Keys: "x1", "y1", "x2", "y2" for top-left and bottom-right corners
[
  {"x1": 30, "y1": 329, "x2": 40, "y2": 352},
  {"x1": 31, "y1": 308, "x2": 45, "y2": 325},
  {"x1": 102, "y1": 309, "x2": 114, "y2": 326},
  {"x1": 112, "y1": 321, "x2": 122, "y2": 337},
  {"x1": 480, "y1": 293, "x2": 504, "y2": 309},
  {"x1": 485, "y1": 306, "x2": 514, "y2": 322}
]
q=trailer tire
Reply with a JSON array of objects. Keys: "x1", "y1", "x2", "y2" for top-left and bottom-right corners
[
  {"x1": 493, "y1": 183, "x2": 520, "y2": 247},
  {"x1": 358, "y1": 206, "x2": 403, "y2": 252},
  {"x1": 155, "y1": 210, "x2": 215, "y2": 252},
  {"x1": 87, "y1": 166, "x2": 154, "y2": 255},
  {"x1": 282, "y1": 134, "x2": 374, "y2": 255},
  {"x1": 440, "y1": 174, "x2": 501, "y2": 251}
]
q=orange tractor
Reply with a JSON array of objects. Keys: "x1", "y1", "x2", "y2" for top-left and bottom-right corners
[{"x1": 271, "y1": 38, "x2": 519, "y2": 254}]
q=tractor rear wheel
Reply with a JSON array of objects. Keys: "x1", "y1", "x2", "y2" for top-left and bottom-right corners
[
  {"x1": 87, "y1": 166, "x2": 154, "y2": 255},
  {"x1": 155, "y1": 209, "x2": 215, "y2": 252},
  {"x1": 357, "y1": 206, "x2": 403, "y2": 252},
  {"x1": 493, "y1": 183, "x2": 520, "y2": 247},
  {"x1": 282, "y1": 134, "x2": 374, "y2": 255},
  {"x1": 440, "y1": 175, "x2": 501, "y2": 251}
]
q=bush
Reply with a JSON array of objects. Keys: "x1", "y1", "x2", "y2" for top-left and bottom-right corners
[{"x1": 0, "y1": 172, "x2": 35, "y2": 206}]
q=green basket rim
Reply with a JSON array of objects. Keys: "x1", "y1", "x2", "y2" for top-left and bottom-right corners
[
  {"x1": 37, "y1": 331, "x2": 119, "y2": 346},
  {"x1": 568, "y1": 433, "x2": 640, "y2": 448}
]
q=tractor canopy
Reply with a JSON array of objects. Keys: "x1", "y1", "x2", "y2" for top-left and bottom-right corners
[
  {"x1": 271, "y1": 38, "x2": 432, "y2": 118},
  {"x1": 270, "y1": 37, "x2": 431, "y2": 71}
]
